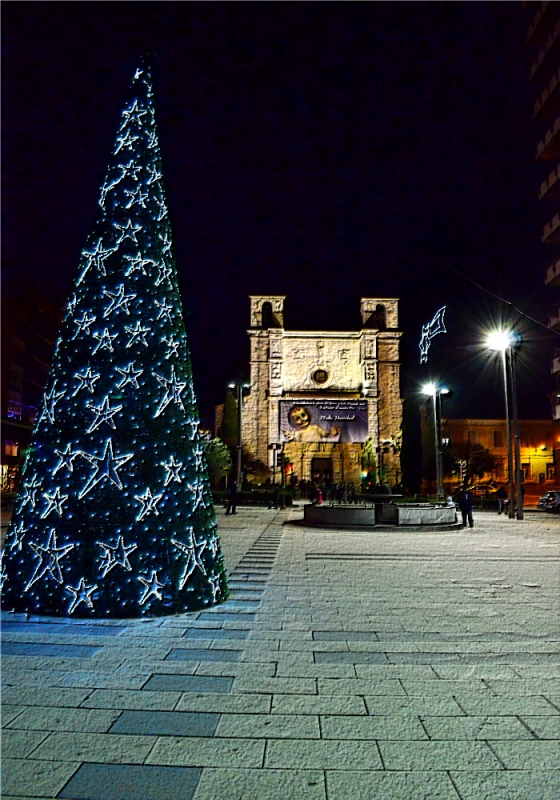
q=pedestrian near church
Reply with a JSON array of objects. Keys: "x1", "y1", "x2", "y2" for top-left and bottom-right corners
[
  {"x1": 458, "y1": 486, "x2": 474, "y2": 528},
  {"x1": 225, "y1": 480, "x2": 238, "y2": 515},
  {"x1": 496, "y1": 485, "x2": 508, "y2": 515}
]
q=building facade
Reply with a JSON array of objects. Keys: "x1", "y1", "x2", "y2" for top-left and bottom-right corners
[{"x1": 242, "y1": 296, "x2": 403, "y2": 486}]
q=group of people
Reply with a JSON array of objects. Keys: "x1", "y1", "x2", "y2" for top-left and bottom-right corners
[
  {"x1": 305, "y1": 480, "x2": 359, "y2": 505},
  {"x1": 453, "y1": 484, "x2": 512, "y2": 528}
]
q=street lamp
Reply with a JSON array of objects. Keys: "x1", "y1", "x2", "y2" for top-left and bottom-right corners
[
  {"x1": 229, "y1": 382, "x2": 251, "y2": 488},
  {"x1": 486, "y1": 330, "x2": 523, "y2": 520},
  {"x1": 422, "y1": 382, "x2": 449, "y2": 501}
]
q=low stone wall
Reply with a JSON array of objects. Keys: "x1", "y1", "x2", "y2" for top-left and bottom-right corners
[
  {"x1": 304, "y1": 504, "x2": 378, "y2": 527},
  {"x1": 397, "y1": 505, "x2": 457, "y2": 526}
]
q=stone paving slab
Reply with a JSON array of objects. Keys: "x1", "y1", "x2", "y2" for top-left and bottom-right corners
[{"x1": 1, "y1": 508, "x2": 559, "y2": 798}]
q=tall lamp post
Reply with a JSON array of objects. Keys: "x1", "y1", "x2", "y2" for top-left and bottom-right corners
[
  {"x1": 422, "y1": 382, "x2": 449, "y2": 501},
  {"x1": 486, "y1": 331, "x2": 522, "y2": 520},
  {"x1": 229, "y1": 382, "x2": 251, "y2": 488}
]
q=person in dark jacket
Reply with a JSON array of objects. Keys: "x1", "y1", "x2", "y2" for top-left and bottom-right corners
[
  {"x1": 225, "y1": 480, "x2": 238, "y2": 515},
  {"x1": 496, "y1": 485, "x2": 508, "y2": 515},
  {"x1": 458, "y1": 487, "x2": 474, "y2": 528}
]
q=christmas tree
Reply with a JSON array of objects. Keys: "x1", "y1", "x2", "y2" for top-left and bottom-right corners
[{"x1": 1, "y1": 62, "x2": 228, "y2": 618}]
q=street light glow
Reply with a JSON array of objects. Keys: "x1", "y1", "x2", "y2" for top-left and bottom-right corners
[
  {"x1": 422, "y1": 382, "x2": 436, "y2": 396},
  {"x1": 486, "y1": 329, "x2": 514, "y2": 352}
]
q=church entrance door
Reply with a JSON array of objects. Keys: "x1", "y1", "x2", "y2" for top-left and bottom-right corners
[{"x1": 312, "y1": 458, "x2": 333, "y2": 483}]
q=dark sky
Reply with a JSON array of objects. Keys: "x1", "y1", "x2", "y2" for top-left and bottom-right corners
[{"x1": 2, "y1": 2, "x2": 556, "y2": 426}]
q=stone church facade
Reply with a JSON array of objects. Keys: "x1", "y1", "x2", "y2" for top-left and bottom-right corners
[{"x1": 242, "y1": 296, "x2": 403, "y2": 486}]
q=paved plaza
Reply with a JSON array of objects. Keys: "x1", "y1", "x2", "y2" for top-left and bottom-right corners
[{"x1": 1, "y1": 506, "x2": 560, "y2": 799}]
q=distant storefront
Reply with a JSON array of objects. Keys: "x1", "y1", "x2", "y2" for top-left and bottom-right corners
[{"x1": 241, "y1": 296, "x2": 403, "y2": 486}]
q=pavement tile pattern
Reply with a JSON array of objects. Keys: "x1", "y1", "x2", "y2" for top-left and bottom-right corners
[{"x1": 1, "y1": 507, "x2": 560, "y2": 799}]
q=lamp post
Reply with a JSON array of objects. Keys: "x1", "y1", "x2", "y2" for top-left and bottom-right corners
[
  {"x1": 486, "y1": 331, "x2": 522, "y2": 520},
  {"x1": 229, "y1": 382, "x2": 251, "y2": 488},
  {"x1": 422, "y1": 382, "x2": 449, "y2": 501}
]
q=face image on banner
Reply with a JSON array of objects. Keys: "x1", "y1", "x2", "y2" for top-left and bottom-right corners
[{"x1": 279, "y1": 400, "x2": 368, "y2": 443}]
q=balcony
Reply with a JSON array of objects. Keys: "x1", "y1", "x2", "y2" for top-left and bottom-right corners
[
  {"x1": 542, "y1": 213, "x2": 560, "y2": 243},
  {"x1": 526, "y1": 1, "x2": 557, "y2": 48},
  {"x1": 530, "y1": 19, "x2": 560, "y2": 80},
  {"x1": 540, "y1": 165, "x2": 560, "y2": 201},
  {"x1": 549, "y1": 308, "x2": 560, "y2": 330},
  {"x1": 533, "y1": 67, "x2": 560, "y2": 122},
  {"x1": 546, "y1": 258, "x2": 560, "y2": 285},
  {"x1": 536, "y1": 116, "x2": 560, "y2": 160}
]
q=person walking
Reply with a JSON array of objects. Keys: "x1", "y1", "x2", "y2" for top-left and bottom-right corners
[
  {"x1": 496, "y1": 485, "x2": 508, "y2": 515},
  {"x1": 225, "y1": 480, "x2": 238, "y2": 515},
  {"x1": 458, "y1": 486, "x2": 474, "y2": 528}
]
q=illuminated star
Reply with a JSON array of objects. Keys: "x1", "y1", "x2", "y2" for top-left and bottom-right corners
[
  {"x1": 193, "y1": 444, "x2": 205, "y2": 471},
  {"x1": 154, "y1": 366, "x2": 187, "y2": 418},
  {"x1": 103, "y1": 284, "x2": 136, "y2": 317},
  {"x1": 77, "y1": 239, "x2": 117, "y2": 285},
  {"x1": 6, "y1": 521, "x2": 27, "y2": 552},
  {"x1": 155, "y1": 298, "x2": 174, "y2": 322},
  {"x1": 122, "y1": 99, "x2": 148, "y2": 127},
  {"x1": 125, "y1": 321, "x2": 151, "y2": 348},
  {"x1": 134, "y1": 68, "x2": 144, "y2": 80},
  {"x1": 134, "y1": 487, "x2": 164, "y2": 521},
  {"x1": 0, "y1": 556, "x2": 7, "y2": 592},
  {"x1": 54, "y1": 443, "x2": 83, "y2": 475},
  {"x1": 41, "y1": 487, "x2": 69, "y2": 519},
  {"x1": 207, "y1": 535, "x2": 220, "y2": 559},
  {"x1": 159, "y1": 233, "x2": 172, "y2": 254},
  {"x1": 123, "y1": 252, "x2": 155, "y2": 277},
  {"x1": 39, "y1": 381, "x2": 66, "y2": 425},
  {"x1": 86, "y1": 396, "x2": 123, "y2": 433},
  {"x1": 19, "y1": 475, "x2": 42, "y2": 511},
  {"x1": 419, "y1": 306, "x2": 447, "y2": 365},
  {"x1": 208, "y1": 574, "x2": 221, "y2": 602},
  {"x1": 163, "y1": 336, "x2": 180, "y2": 359},
  {"x1": 147, "y1": 166, "x2": 163, "y2": 185},
  {"x1": 114, "y1": 130, "x2": 139, "y2": 154},
  {"x1": 162, "y1": 455, "x2": 184, "y2": 486},
  {"x1": 116, "y1": 362, "x2": 144, "y2": 390},
  {"x1": 72, "y1": 312, "x2": 96, "y2": 339},
  {"x1": 124, "y1": 187, "x2": 149, "y2": 209},
  {"x1": 118, "y1": 159, "x2": 142, "y2": 180},
  {"x1": 155, "y1": 263, "x2": 173, "y2": 287},
  {"x1": 78, "y1": 439, "x2": 134, "y2": 499},
  {"x1": 146, "y1": 130, "x2": 158, "y2": 150},
  {"x1": 66, "y1": 577, "x2": 98, "y2": 614},
  {"x1": 154, "y1": 198, "x2": 168, "y2": 221},
  {"x1": 72, "y1": 367, "x2": 101, "y2": 396},
  {"x1": 92, "y1": 328, "x2": 118, "y2": 355},
  {"x1": 171, "y1": 533, "x2": 207, "y2": 590},
  {"x1": 138, "y1": 570, "x2": 165, "y2": 605},
  {"x1": 187, "y1": 479, "x2": 209, "y2": 513},
  {"x1": 67, "y1": 295, "x2": 78, "y2": 316},
  {"x1": 97, "y1": 535, "x2": 138, "y2": 578},
  {"x1": 25, "y1": 530, "x2": 75, "y2": 591},
  {"x1": 114, "y1": 220, "x2": 142, "y2": 245}
]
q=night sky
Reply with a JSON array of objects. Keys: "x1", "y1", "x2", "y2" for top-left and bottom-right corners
[{"x1": 2, "y1": 2, "x2": 556, "y2": 427}]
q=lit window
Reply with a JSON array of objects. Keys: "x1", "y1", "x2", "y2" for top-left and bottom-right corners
[
  {"x1": 4, "y1": 441, "x2": 19, "y2": 457},
  {"x1": 7, "y1": 401, "x2": 22, "y2": 420}
]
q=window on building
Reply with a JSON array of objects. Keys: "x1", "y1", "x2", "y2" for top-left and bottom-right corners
[
  {"x1": 547, "y1": 465, "x2": 556, "y2": 480},
  {"x1": 7, "y1": 401, "x2": 22, "y2": 420},
  {"x1": 4, "y1": 441, "x2": 19, "y2": 457},
  {"x1": 522, "y1": 463, "x2": 531, "y2": 479},
  {"x1": 493, "y1": 430, "x2": 504, "y2": 448},
  {"x1": 441, "y1": 437, "x2": 450, "y2": 447}
]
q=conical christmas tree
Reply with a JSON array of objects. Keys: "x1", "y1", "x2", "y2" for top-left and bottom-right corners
[{"x1": 1, "y1": 62, "x2": 228, "y2": 618}]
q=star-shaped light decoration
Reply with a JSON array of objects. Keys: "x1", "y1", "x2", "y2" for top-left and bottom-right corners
[
  {"x1": 19, "y1": 475, "x2": 42, "y2": 512},
  {"x1": 53, "y1": 443, "x2": 83, "y2": 476},
  {"x1": 66, "y1": 577, "x2": 98, "y2": 614},
  {"x1": 72, "y1": 312, "x2": 97, "y2": 339},
  {"x1": 208, "y1": 574, "x2": 221, "y2": 603},
  {"x1": 99, "y1": 173, "x2": 127, "y2": 210},
  {"x1": 121, "y1": 99, "x2": 148, "y2": 128},
  {"x1": 78, "y1": 439, "x2": 134, "y2": 499},
  {"x1": 6, "y1": 521, "x2": 27, "y2": 552},
  {"x1": 134, "y1": 487, "x2": 164, "y2": 521},
  {"x1": 86, "y1": 396, "x2": 123, "y2": 434},
  {"x1": 138, "y1": 570, "x2": 165, "y2": 605},
  {"x1": 77, "y1": 239, "x2": 117, "y2": 285},
  {"x1": 186, "y1": 478, "x2": 209, "y2": 514},
  {"x1": 25, "y1": 530, "x2": 76, "y2": 591},
  {"x1": 116, "y1": 362, "x2": 144, "y2": 390},
  {"x1": 67, "y1": 295, "x2": 79, "y2": 316},
  {"x1": 123, "y1": 253, "x2": 154, "y2": 277},
  {"x1": 92, "y1": 328, "x2": 118, "y2": 355},
  {"x1": 155, "y1": 263, "x2": 173, "y2": 287},
  {"x1": 72, "y1": 367, "x2": 101, "y2": 396},
  {"x1": 146, "y1": 166, "x2": 163, "y2": 185},
  {"x1": 117, "y1": 159, "x2": 142, "y2": 181},
  {"x1": 114, "y1": 130, "x2": 139, "y2": 154},
  {"x1": 146, "y1": 130, "x2": 158, "y2": 150},
  {"x1": 40, "y1": 487, "x2": 69, "y2": 519},
  {"x1": 125, "y1": 321, "x2": 151, "y2": 349},
  {"x1": 163, "y1": 336, "x2": 180, "y2": 359},
  {"x1": 155, "y1": 298, "x2": 173, "y2": 322},
  {"x1": 103, "y1": 284, "x2": 136, "y2": 317},
  {"x1": 114, "y1": 220, "x2": 143, "y2": 246},
  {"x1": 124, "y1": 187, "x2": 149, "y2": 209},
  {"x1": 192, "y1": 443, "x2": 205, "y2": 471},
  {"x1": 154, "y1": 198, "x2": 168, "y2": 221},
  {"x1": 159, "y1": 233, "x2": 172, "y2": 254},
  {"x1": 39, "y1": 381, "x2": 66, "y2": 426},
  {"x1": 154, "y1": 366, "x2": 187, "y2": 418},
  {"x1": 171, "y1": 533, "x2": 207, "y2": 590},
  {"x1": 162, "y1": 455, "x2": 184, "y2": 486},
  {"x1": 97, "y1": 535, "x2": 138, "y2": 578}
]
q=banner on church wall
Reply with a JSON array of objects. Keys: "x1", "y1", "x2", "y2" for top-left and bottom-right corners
[{"x1": 279, "y1": 399, "x2": 369, "y2": 443}]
